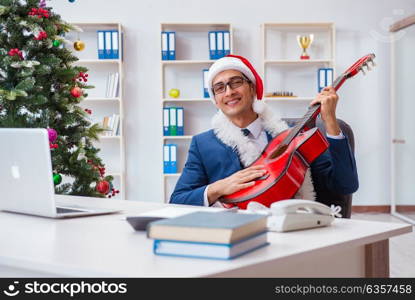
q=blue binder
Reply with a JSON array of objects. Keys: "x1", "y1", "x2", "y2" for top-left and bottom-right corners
[
  {"x1": 168, "y1": 32, "x2": 176, "y2": 60},
  {"x1": 163, "y1": 107, "x2": 170, "y2": 136},
  {"x1": 97, "y1": 31, "x2": 105, "y2": 59},
  {"x1": 208, "y1": 31, "x2": 217, "y2": 59},
  {"x1": 169, "y1": 144, "x2": 178, "y2": 173},
  {"x1": 177, "y1": 107, "x2": 184, "y2": 136},
  {"x1": 111, "y1": 30, "x2": 119, "y2": 59},
  {"x1": 224, "y1": 31, "x2": 230, "y2": 55},
  {"x1": 163, "y1": 145, "x2": 170, "y2": 173},
  {"x1": 161, "y1": 32, "x2": 168, "y2": 60},
  {"x1": 104, "y1": 30, "x2": 112, "y2": 59},
  {"x1": 326, "y1": 68, "x2": 333, "y2": 86},
  {"x1": 169, "y1": 107, "x2": 177, "y2": 136},
  {"x1": 317, "y1": 68, "x2": 334, "y2": 92},
  {"x1": 203, "y1": 69, "x2": 209, "y2": 98},
  {"x1": 217, "y1": 31, "x2": 224, "y2": 58}
]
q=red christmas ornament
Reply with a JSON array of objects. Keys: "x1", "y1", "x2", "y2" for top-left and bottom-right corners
[
  {"x1": 34, "y1": 31, "x2": 48, "y2": 40},
  {"x1": 70, "y1": 86, "x2": 83, "y2": 98},
  {"x1": 8, "y1": 48, "x2": 23, "y2": 60},
  {"x1": 84, "y1": 108, "x2": 92, "y2": 115},
  {"x1": 96, "y1": 180, "x2": 110, "y2": 194}
]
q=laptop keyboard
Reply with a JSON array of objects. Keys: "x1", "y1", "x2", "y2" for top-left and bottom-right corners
[{"x1": 56, "y1": 207, "x2": 87, "y2": 214}]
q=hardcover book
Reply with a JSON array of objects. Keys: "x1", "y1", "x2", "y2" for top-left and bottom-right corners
[{"x1": 147, "y1": 211, "x2": 267, "y2": 244}]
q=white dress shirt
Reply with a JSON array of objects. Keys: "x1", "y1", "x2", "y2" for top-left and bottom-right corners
[{"x1": 203, "y1": 118, "x2": 344, "y2": 206}]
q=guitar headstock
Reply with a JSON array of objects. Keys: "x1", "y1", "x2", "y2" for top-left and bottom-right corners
[{"x1": 344, "y1": 53, "x2": 376, "y2": 78}]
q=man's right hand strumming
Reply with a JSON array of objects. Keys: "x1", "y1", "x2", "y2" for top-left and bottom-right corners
[{"x1": 207, "y1": 165, "x2": 267, "y2": 205}]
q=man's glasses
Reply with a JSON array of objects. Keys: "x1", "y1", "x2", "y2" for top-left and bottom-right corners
[{"x1": 212, "y1": 76, "x2": 250, "y2": 95}]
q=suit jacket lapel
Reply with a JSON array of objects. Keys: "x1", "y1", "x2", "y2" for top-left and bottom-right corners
[
  {"x1": 217, "y1": 138, "x2": 243, "y2": 172},
  {"x1": 230, "y1": 132, "x2": 272, "y2": 170},
  {"x1": 229, "y1": 148, "x2": 244, "y2": 170}
]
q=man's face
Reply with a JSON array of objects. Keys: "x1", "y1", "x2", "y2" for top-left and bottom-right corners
[{"x1": 212, "y1": 70, "x2": 255, "y2": 118}]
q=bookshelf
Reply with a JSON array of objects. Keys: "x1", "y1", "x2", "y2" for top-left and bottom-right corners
[
  {"x1": 261, "y1": 22, "x2": 335, "y2": 117},
  {"x1": 68, "y1": 22, "x2": 125, "y2": 199},
  {"x1": 161, "y1": 23, "x2": 233, "y2": 203}
]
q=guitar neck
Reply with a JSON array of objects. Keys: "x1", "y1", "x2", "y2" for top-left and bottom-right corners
[
  {"x1": 270, "y1": 73, "x2": 347, "y2": 158},
  {"x1": 332, "y1": 73, "x2": 347, "y2": 91}
]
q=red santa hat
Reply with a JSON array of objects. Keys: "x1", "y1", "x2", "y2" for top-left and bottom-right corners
[{"x1": 207, "y1": 54, "x2": 265, "y2": 114}]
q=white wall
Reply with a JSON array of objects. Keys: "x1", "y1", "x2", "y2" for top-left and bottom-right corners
[{"x1": 50, "y1": 0, "x2": 415, "y2": 205}]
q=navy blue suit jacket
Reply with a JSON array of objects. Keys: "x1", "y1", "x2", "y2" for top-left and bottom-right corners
[{"x1": 170, "y1": 129, "x2": 358, "y2": 206}]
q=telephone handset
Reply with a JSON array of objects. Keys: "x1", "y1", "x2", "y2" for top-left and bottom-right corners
[{"x1": 247, "y1": 199, "x2": 341, "y2": 232}]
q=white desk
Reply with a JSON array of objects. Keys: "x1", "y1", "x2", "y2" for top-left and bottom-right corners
[{"x1": 0, "y1": 195, "x2": 412, "y2": 277}]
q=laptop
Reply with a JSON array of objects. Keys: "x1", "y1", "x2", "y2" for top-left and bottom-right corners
[{"x1": 0, "y1": 128, "x2": 120, "y2": 218}]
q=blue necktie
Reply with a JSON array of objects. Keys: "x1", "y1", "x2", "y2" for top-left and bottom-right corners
[{"x1": 241, "y1": 128, "x2": 250, "y2": 136}]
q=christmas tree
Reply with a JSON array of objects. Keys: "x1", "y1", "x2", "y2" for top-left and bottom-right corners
[{"x1": 0, "y1": 0, "x2": 119, "y2": 198}]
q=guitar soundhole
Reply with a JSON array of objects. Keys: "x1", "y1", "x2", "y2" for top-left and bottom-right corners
[{"x1": 270, "y1": 145, "x2": 288, "y2": 159}]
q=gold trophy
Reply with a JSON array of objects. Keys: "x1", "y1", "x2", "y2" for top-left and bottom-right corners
[{"x1": 296, "y1": 34, "x2": 314, "y2": 60}]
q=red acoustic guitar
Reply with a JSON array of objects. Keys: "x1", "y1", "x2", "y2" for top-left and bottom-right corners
[{"x1": 221, "y1": 53, "x2": 376, "y2": 209}]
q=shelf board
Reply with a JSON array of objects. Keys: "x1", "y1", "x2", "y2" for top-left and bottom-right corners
[
  {"x1": 164, "y1": 173, "x2": 181, "y2": 177},
  {"x1": 264, "y1": 59, "x2": 333, "y2": 65},
  {"x1": 162, "y1": 22, "x2": 231, "y2": 27},
  {"x1": 107, "y1": 172, "x2": 122, "y2": 177},
  {"x1": 263, "y1": 22, "x2": 334, "y2": 28},
  {"x1": 75, "y1": 59, "x2": 121, "y2": 64},
  {"x1": 264, "y1": 97, "x2": 313, "y2": 102},
  {"x1": 83, "y1": 97, "x2": 120, "y2": 102},
  {"x1": 161, "y1": 23, "x2": 231, "y2": 33},
  {"x1": 71, "y1": 22, "x2": 121, "y2": 27},
  {"x1": 161, "y1": 60, "x2": 216, "y2": 65},
  {"x1": 99, "y1": 135, "x2": 121, "y2": 140},
  {"x1": 162, "y1": 98, "x2": 211, "y2": 102},
  {"x1": 163, "y1": 135, "x2": 193, "y2": 140}
]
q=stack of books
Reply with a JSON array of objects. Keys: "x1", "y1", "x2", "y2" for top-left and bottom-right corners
[
  {"x1": 105, "y1": 72, "x2": 119, "y2": 98},
  {"x1": 147, "y1": 211, "x2": 268, "y2": 260},
  {"x1": 102, "y1": 114, "x2": 120, "y2": 136}
]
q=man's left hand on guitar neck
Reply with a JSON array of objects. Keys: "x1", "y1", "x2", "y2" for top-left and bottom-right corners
[{"x1": 310, "y1": 86, "x2": 342, "y2": 137}]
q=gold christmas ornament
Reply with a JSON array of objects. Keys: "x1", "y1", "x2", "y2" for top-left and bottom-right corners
[{"x1": 73, "y1": 40, "x2": 85, "y2": 51}]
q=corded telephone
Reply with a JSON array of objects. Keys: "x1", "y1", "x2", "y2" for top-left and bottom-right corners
[{"x1": 247, "y1": 199, "x2": 340, "y2": 232}]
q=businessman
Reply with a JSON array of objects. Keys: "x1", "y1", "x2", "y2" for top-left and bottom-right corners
[{"x1": 170, "y1": 55, "x2": 358, "y2": 212}]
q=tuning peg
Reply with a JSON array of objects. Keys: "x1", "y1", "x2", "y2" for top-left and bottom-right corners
[
  {"x1": 366, "y1": 64, "x2": 371, "y2": 71},
  {"x1": 360, "y1": 67, "x2": 366, "y2": 75},
  {"x1": 371, "y1": 60, "x2": 376, "y2": 67}
]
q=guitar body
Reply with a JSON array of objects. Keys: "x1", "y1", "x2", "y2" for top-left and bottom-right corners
[{"x1": 221, "y1": 127, "x2": 329, "y2": 209}]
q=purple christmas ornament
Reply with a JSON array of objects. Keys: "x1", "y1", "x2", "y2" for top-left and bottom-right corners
[
  {"x1": 47, "y1": 128, "x2": 58, "y2": 142},
  {"x1": 39, "y1": 0, "x2": 46, "y2": 8}
]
